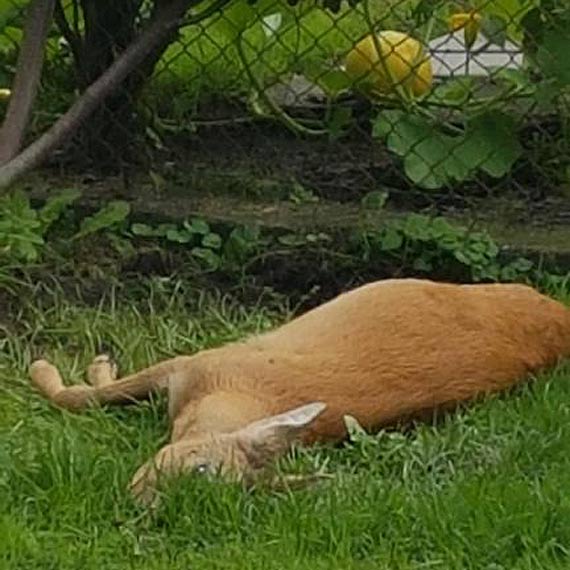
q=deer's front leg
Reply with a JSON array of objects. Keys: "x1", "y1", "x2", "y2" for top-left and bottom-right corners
[
  {"x1": 30, "y1": 355, "x2": 187, "y2": 411},
  {"x1": 29, "y1": 355, "x2": 115, "y2": 411},
  {"x1": 87, "y1": 354, "x2": 118, "y2": 387}
]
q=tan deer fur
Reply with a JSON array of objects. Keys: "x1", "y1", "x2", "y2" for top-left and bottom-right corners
[{"x1": 29, "y1": 278, "x2": 570, "y2": 503}]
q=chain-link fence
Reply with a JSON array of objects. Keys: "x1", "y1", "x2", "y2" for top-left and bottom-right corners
[{"x1": 1, "y1": 1, "x2": 569, "y2": 250}]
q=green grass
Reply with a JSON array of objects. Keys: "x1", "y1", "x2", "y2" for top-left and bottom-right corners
[{"x1": 3, "y1": 283, "x2": 570, "y2": 569}]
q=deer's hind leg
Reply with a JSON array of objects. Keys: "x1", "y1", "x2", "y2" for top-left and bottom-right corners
[{"x1": 29, "y1": 355, "x2": 189, "y2": 412}]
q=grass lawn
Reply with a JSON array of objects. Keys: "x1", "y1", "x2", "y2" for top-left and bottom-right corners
[{"x1": 2, "y1": 284, "x2": 570, "y2": 569}]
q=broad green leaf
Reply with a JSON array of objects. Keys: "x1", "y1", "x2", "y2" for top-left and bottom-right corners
[
  {"x1": 0, "y1": 192, "x2": 43, "y2": 262},
  {"x1": 361, "y1": 191, "x2": 388, "y2": 210},
  {"x1": 430, "y1": 77, "x2": 475, "y2": 105},
  {"x1": 2, "y1": 26, "x2": 22, "y2": 46},
  {"x1": 520, "y1": 6, "x2": 543, "y2": 54},
  {"x1": 481, "y1": 14, "x2": 508, "y2": 47},
  {"x1": 533, "y1": 81, "x2": 559, "y2": 107},
  {"x1": 476, "y1": 0, "x2": 536, "y2": 40},
  {"x1": 403, "y1": 214, "x2": 433, "y2": 241},
  {"x1": 317, "y1": 69, "x2": 353, "y2": 98},
  {"x1": 379, "y1": 228, "x2": 403, "y2": 251},
  {"x1": 375, "y1": 112, "x2": 470, "y2": 188},
  {"x1": 201, "y1": 232, "x2": 223, "y2": 250},
  {"x1": 374, "y1": 111, "x2": 451, "y2": 188},
  {"x1": 459, "y1": 111, "x2": 522, "y2": 178},
  {"x1": 0, "y1": 4, "x2": 22, "y2": 32},
  {"x1": 537, "y1": 28, "x2": 570, "y2": 85},
  {"x1": 39, "y1": 188, "x2": 81, "y2": 231},
  {"x1": 374, "y1": 109, "x2": 521, "y2": 188},
  {"x1": 0, "y1": 191, "x2": 38, "y2": 222},
  {"x1": 218, "y1": 0, "x2": 293, "y2": 41},
  {"x1": 454, "y1": 250, "x2": 472, "y2": 266},
  {"x1": 403, "y1": 136, "x2": 454, "y2": 189},
  {"x1": 166, "y1": 228, "x2": 193, "y2": 244},
  {"x1": 13, "y1": 238, "x2": 42, "y2": 262},
  {"x1": 373, "y1": 111, "x2": 426, "y2": 156},
  {"x1": 131, "y1": 223, "x2": 156, "y2": 237},
  {"x1": 476, "y1": 0, "x2": 532, "y2": 21},
  {"x1": 430, "y1": 217, "x2": 456, "y2": 240},
  {"x1": 191, "y1": 247, "x2": 221, "y2": 270},
  {"x1": 302, "y1": 58, "x2": 353, "y2": 97},
  {"x1": 223, "y1": 225, "x2": 261, "y2": 264},
  {"x1": 76, "y1": 201, "x2": 130, "y2": 239},
  {"x1": 185, "y1": 218, "x2": 210, "y2": 235},
  {"x1": 217, "y1": 2, "x2": 258, "y2": 41},
  {"x1": 371, "y1": 110, "x2": 402, "y2": 140}
]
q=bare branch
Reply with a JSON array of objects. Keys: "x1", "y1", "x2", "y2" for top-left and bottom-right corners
[
  {"x1": 0, "y1": 0, "x2": 56, "y2": 165},
  {"x1": 0, "y1": 0, "x2": 207, "y2": 192}
]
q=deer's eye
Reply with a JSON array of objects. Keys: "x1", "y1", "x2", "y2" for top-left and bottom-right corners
[{"x1": 194, "y1": 463, "x2": 210, "y2": 475}]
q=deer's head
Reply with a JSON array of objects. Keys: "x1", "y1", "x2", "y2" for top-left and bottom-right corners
[{"x1": 130, "y1": 402, "x2": 327, "y2": 505}]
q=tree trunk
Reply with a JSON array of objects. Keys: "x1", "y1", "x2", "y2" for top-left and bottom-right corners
[
  {"x1": 73, "y1": 0, "x2": 144, "y2": 169},
  {"x1": 0, "y1": 0, "x2": 196, "y2": 191},
  {"x1": 0, "y1": 0, "x2": 56, "y2": 164}
]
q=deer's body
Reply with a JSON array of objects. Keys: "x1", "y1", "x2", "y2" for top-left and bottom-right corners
[{"x1": 29, "y1": 279, "x2": 570, "y2": 502}]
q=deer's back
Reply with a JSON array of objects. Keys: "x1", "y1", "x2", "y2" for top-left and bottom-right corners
[
  {"x1": 221, "y1": 279, "x2": 570, "y2": 442},
  {"x1": 176, "y1": 280, "x2": 569, "y2": 441}
]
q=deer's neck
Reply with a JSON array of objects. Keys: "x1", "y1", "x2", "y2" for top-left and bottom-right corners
[{"x1": 171, "y1": 390, "x2": 273, "y2": 442}]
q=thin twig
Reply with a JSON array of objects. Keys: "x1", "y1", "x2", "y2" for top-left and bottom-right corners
[{"x1": 236, "y1": 32, "x2": 327, "y2": 137}]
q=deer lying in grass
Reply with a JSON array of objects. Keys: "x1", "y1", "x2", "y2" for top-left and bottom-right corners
[{"x1": 29, "y1": 278, "x2": 570, "y2": 503}]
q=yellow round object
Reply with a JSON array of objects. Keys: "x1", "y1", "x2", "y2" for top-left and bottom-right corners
[
  {"x1": 448, "y1": 11, "x2": 482, "y2": 49},
  {"x1": 345, "y1": 31, "x2": 433, "y2": 98},
  {"x1": 448, "y1": 11, "x2": 482, "y2": 32},
  {"x1": 0, "y1": 88, "x2": 11, "y2": 101}
]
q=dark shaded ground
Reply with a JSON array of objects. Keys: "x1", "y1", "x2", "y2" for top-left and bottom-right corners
[
  {"x1": 5, "y1": 94, "x2": 568, "y2": 328},
  {"x1": 157, "y1": 97, "x2": 570, "y2": 218},
  {"x1": 46, "y1": 92, "x2": 570, "y2": 223}
]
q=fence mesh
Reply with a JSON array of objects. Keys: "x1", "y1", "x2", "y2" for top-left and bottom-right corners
[{"x1": 1, "y1": 0, "x2": 569, "y2": 251}]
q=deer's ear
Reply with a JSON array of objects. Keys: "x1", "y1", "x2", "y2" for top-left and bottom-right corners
[{"x1": 236, "y1": 402, "x2": 326, "y2": 466}]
